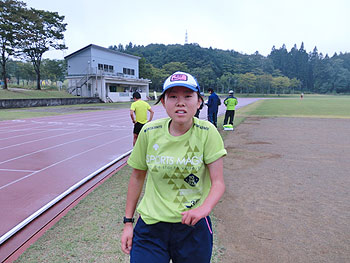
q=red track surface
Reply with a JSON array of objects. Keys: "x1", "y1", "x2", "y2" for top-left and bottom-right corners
[{"x1": 0, "y1": 98, "x2": 261, "y2": 262}]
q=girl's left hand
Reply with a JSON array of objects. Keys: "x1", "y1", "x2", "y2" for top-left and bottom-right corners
[{"x1": 181, "y1": 206, "x2": 210, "y2": 226}]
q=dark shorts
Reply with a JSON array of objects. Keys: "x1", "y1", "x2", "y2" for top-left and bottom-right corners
[
  {"x1": 130, "y1": 216, "x2": 213, "y2": 263},
  {"x1": 133, "y1": 122, "x2": 145, "y2": 135}
]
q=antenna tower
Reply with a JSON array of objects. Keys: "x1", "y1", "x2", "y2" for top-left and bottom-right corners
[{"x1": 185, "y1": 30, "x2": 188, "y2": 44}]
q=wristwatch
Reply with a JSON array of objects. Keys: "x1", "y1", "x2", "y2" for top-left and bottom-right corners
[{"x1": 123, "y1": 217, "x2": 135, "y2": 224}]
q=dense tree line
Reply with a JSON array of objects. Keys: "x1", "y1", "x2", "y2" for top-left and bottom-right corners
[
  {"x1": 4, "y1": 59, "x2": 66, "y2": 86},
  {"x1": 0, "y1": 0, "x2": 66, "y2": 90},
  {"x1": 111, "y1": 42, "x2": 350, "y2": 94}
]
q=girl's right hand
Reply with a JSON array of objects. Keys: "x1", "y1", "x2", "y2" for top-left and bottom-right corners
[{"x1": 121, "y1": 224, "x2": 134, "y2": 254}]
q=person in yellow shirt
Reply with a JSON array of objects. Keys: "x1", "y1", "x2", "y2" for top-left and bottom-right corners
[{"x1": 130, "y1": 92, "x2": 154, "y2": 145}]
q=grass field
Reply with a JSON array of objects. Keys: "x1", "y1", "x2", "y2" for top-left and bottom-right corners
[
  {"x1": 0, "y1": 88, "x2": 75, "y2": 99},
  {"x1": 12, "y1": 95, "x2": 350, "y2": 262},
  {"x1": 0, "y1": 102, "x2": 135, "y2": 121},
  {"x1": 237, "y1": 95, "x2": 350, "y2": 118}
]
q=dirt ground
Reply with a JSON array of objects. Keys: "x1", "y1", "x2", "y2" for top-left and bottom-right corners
[{"x1": 215, "y1": 117, "x2": 350, "y2": 263}]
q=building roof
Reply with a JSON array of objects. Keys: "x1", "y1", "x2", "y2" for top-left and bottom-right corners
[{"x1": 64, "y1": 44, "x2": 141, "y2": 60}]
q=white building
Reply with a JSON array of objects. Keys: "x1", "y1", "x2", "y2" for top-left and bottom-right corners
[{"x1": 65, "y1": 44, "x2": 151, "y2": 102}]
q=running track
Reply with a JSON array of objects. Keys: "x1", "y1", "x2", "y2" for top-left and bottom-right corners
[{"x1": 0, "y1": 98, "x2": 261, "y2": 259}]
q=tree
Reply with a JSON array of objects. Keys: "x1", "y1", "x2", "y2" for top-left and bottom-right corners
[
  {"x1": 191, "y1": 67, "x2": 217, "y2": 92},
  {"x1": 239, "y1": 73, "x2": 257, "y2": 94},
  {"x1": 256, "y1": 74, "x2": 273, "y2": 94},
  {"x1": 218, "y1": 72, "x2": 235, "y2": 93},
  {"x1": 0, "y1": 0, "x2": 27, "y2": 89},
  {"x1": 162, "y1": 62, "x2": 188, "y2": 75},
  {"x1": 145, "y1": 65, "x2": 167, "y2": 91},
  {"x1": 271, "y1": 76, "x2": 290, "y2": 94},
  {"x1": 289, "y1": 78, "x2": 301, "y2": 93},
  {"x1": 41, "y1": 59, "x2": 66, "y2": 83},
  {"x1": 268, "y1": 44, "x2": 289, "y2": 76},
  {"x1": 21, "y1": 8, "x2": 66, "y2": 90}
]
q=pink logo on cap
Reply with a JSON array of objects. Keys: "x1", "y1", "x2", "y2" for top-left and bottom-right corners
[{"x1": 170, "y1": 74, "x2": 188, "y2": 82}]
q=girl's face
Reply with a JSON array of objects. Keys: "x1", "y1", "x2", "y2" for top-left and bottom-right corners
[{"x1": 161, "y1": 86, "x2": 201, "y2": 126}]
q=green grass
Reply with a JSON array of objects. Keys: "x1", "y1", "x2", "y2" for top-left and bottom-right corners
[
  {"x1": 0, "y1": 102, "x2": 135, "y2": 121},
  {"x1": 237, "y1": 95, "x2": 350, "y2": 118},
  {"x1": 0, "y1": 88, "x2": 75, "y2": 99}
]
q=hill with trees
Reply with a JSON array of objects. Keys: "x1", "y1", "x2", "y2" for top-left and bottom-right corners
[
  {"x1": 1, "y1": 0, "x2": 349, "y2": 95},
  {"x1": 111, "y1": 42, "x2": 350, "y2": 95}
]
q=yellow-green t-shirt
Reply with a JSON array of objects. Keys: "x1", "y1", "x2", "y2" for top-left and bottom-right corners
[
  {"x1": 127, "y1": 117, "x2": 227, "y2": 224},
  {"x1": 130, "y1": 100, "x2": 151, "y2": 124}
]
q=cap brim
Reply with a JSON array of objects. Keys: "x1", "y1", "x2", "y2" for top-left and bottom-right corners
[{"x1": 163, "y1": 83, "x2": 199, "y2": 93}]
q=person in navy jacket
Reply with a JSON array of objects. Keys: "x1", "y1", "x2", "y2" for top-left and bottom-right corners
[{"x1": 206, "y1": 88, "x2": 221, "y2": 127}]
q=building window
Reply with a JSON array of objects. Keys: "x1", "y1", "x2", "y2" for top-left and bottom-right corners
[
  {"x1": 123, "y1": 67, "x2": 135, "y2": 75},
  {"x1": 98, "y1": 63, "x2": 114, "y2": 73},
  {"x1": 109, "y1": 86, "x2": 117, "y2": 92}
]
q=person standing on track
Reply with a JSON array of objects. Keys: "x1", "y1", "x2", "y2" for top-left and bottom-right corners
[
  {"x1": 130, "y1": 92, "x2": 154, "y2": 146},
  {"x1": 206, "y1": 88, "x2": 221, "y2": 127},
  {"x1": 121, "y1": 71, "x2": 227, "y2": 263},
  {"x1": 223, "y1": 90, "x2": 238, "y2": 127}
]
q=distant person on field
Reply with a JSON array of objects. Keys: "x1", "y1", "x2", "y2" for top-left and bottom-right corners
[
  {"x1": 223, "y1": 90, "x2": 238, "y2": 126},
  {"x1": 301, "y1": 92, "x2": 304, "y2": 99},
  {"x1": 206, "y1": 88, "x2": 221, "y2": 127},
  {"x1": 130, "y1": 92, "x2": 154, "y2": 146}
]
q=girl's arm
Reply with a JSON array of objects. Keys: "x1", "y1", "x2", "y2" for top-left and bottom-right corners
[
  {"x1": 181, "y1": 157, "x2": 225, "y2": 225},
  {"x1": 121, "y1": 168, "x2": 147, "y2": 254}
]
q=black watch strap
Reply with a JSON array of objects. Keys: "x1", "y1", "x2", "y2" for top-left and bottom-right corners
[{"x1": 123, "y1": 217, "x2": 135, "y2": 224}]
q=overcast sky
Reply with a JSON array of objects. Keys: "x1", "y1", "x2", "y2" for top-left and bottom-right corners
[{"x1": 24, "y1": 0, "x2": 350, "y2": 59}]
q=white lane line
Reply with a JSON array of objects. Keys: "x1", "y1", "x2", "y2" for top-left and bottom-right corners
[
  {"x1": 0, "y1": 149, "x2": 132, "y2": 245},
  {"x1": 37, "y1": 111, "x2": 119, "y2": 123},
  {"x1": 0, "y1": 125, "x2": 129, "y2": 142},
  {"x1": 0, "y1": 134, "x2": 131, "y2": 190},
  {"x1": 0, "y1": 168, "x2": 37, "y2": 172},
  {"x1": 0, "y1": 129, "x2": 89, "y2": 150},
  {"x1": 0, "y1": 130, "x2": 113, "y2": 165},
  {"x1": 0, "y1": 128, "x2": 77, "y2": 141},
  {"x1": 0, "y1": 125, "x2": 130, "y2": 150},
  {"x1": 0, "y1": 121, "x2": 59, "y2": 130},
  {"x1": 0, "y1": 123, "x2": 65, "y2": 135}
]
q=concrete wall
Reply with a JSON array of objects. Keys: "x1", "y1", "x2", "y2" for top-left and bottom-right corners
[{"x1": 0, "y1": 97, "x2": 102, "y2": 109}]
